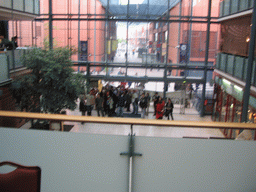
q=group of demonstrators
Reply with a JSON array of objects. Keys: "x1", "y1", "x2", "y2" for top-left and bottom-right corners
[{"x1": 79, "y1": 85, "x2": 174, "y2": 120}]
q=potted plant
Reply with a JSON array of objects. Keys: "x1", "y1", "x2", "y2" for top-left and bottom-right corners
[{"x1": 12, "y1": 47, "x2": 85, "y2": 130}]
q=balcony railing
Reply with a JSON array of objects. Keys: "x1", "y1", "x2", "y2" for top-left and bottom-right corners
[
  {"x1": 0, "y1": 0, "x2": 40, "y2": 16},
  {"x1": 0, "y1": 110, "x2": 256, "y2": 191},
  {"x1": 216, "y1": 52, "x2": 256, "y2": 86},
  {"x1": 219, "y1": 0, "x2": 254, "y2": 17},
  {"x1": 0, "y1": 53, "x2": 11, "y2": 85},
  {"x1": 6, "y1": 48, "x2": 29, "y2": 70},
  {"x1": 0, "y1": 49, "x2": 29, "y2": 86}
]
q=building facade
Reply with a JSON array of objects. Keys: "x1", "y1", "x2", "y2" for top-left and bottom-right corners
[
  {"x1": 213, "y1": 0, "x2": 256, "y2": 138},
  {"x1": 149, "y1": 0, "x2": 220, "y2": 80}
]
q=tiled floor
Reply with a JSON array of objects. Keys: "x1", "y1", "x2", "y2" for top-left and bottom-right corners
[
  {"x1": 20, "y1": 101, "x2": 224, "y2": 138},
  {"x1": 62, "y1": 101, "x2": 225, "y2": 139}
]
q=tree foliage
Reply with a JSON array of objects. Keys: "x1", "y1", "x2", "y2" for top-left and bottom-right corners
[{"x1": 13, "y1": 47, "x2": 85, "y2": 114}]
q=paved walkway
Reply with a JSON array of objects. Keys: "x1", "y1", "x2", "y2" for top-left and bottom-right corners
[
  {"x1": 19, "y1": 100, "x2": 224, "y2": 138},
  {"x1": 63, "y1": 101, "x2": 224, "y2": 138}
]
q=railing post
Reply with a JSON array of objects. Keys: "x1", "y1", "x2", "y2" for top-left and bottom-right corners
[
  {"x1": 61, "y1": 121, "x2": 64, "y2": 132},
  {"x1": 120, "y1": 124, "x2": 142, "y2": 192}
]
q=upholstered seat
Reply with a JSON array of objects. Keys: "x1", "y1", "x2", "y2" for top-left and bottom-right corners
[{"x1": 0, "y1": 161, "x2": 41, "y2": 192}]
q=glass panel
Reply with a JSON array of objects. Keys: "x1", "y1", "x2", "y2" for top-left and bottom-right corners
[
  {"x1": 168, "y1": 22, "x2": 179, "y2": 65},
  {"x1": 252, "y1": 60, "x2": 256, "y2": 86},
  {"x1": 35, "y1": 0, "x2": 40, "y2": 14},
  {"x1": 127, "y1": 67, "x2": 146, "y2": 78},
  {"x1": 0, "y1": 128, "x2": 129, "y2": 192},
  {"x1": 250, "y1": 0, "x2": 254, "y2": 8},
  {"x1": 5, "y1": 51, "x2": 14, "y2": 70},
  {"x1": 70, "y1": 0, "x2": 78, "y2": 14},
  {"x1": 144, "y1": 81, "x2": 164, "y2": 93},
  {"x1": 147, "y1": 0, "x2": 169, "y2": 18},
  {"x1": 219, "y1": 1, "x2": 223, "y2": 17},
  {"x1": 239, "y1": 0, "x2": 249, "y2": 11},
  {"x1": 233, "y1": 85, "x2": 243, "y2": 101},
  {"x1": 186, "y1": 68, "x2": 204, "y2": 79},
  {"x1": 52, "y1": 20, "x2": 68, "y2": 47},
  {"x1": 70, "y1": 21, "x2": 79, "y2": 61},
  {"x1": 14, "y1": 49, "x2": 25, "y2": 68},
  {"x1": 133, "y1": 136, "x2": 256, "y2": 191},
  {"x1": 243, "y1": 58, "x2": 248, "y2": 81},
  {"x1": 216, "y1": 53, "x2": 221, "y2": 69},
  {"x1": 52, "y1": 0, "x2": 67, "y2": 14},
  {"x1": 223, "y1": 0, "x2": 230, "y2": 16},
  {"x1": 33, "y1": 21, "x2": 44, "y2": 47},
  {"x1": 220, "y1": 53, "x2": 227, "y2": 71},
  {"x1": 234, "y1": 56, "x2": 244, "y2": 79},
  {"x1": 249, "y1": 95, "x2": 256, "y2": 109},
  {"x1": 40, "y1": 0, "x2": 48, "y2": 14},
  {"x1": 20, "y1": 21, "x2": 33, "y2": 47},
  {"x1": 0, "y1": 1, "x2": 11, "y2": 8},
  {"x1": 193, "y1": 0, "x2": 209, "y2": 17},
  {"x1": 230, "y1": 0, "x2": 239, "y2": 14},
  {"x1": 25, "y1": 0, "x2": 34, "y2": 13},
  {"x1": 13, "y1": 0, "x2": 24, "y2": 11},
  {"x1": 127, "y1": 22, "x2": 149, "y2": 64},
  {"x1": 0, "y1": 54, "x2": 9, "y2": 83},
  {"x1": 227, "y1": 54, "x2": 234, "y2": 75}
]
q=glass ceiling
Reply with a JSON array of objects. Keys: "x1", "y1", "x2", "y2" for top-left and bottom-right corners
[{"x1": 98, "y1": 0, "x2": 180, "y2": 19}]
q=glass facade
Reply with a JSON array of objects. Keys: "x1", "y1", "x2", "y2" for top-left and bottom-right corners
[{"x1": 6, "y1": 0, "x2": 256, "y2": 119}]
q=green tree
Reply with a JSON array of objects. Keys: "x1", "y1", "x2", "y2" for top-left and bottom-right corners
[{"x1": 13, "y1": 47, "x2": 85, "y2": 114}]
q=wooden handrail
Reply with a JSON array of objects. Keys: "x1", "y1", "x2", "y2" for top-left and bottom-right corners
[{"x1": 1, "y1": 110, "x2": 256, "y2": 130}]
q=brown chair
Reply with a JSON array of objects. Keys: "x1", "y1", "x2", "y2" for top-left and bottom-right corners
[{"x1": 0, "y1": 161, "x2": 41, "y2": 192}]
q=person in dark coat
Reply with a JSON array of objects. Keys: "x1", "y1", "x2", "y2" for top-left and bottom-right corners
[
  {"x1": 152, "y1": 92, "x2": 159, "y2": 116},
  {"x1": 79, "y1": 96, "x2": 87, "y2": 124},
  {"x1": 145, "y1": 92, "x2": 151, "y2": 116},
  {"x1": 124, "y1": 89, "x2": 132, "y2": 112},
  {"x1": 95, "y1": 92, "x2": 105, "y2": 117},
  {"x1": 165, "y1": 98, "x2": 174, "y2": 120},
  {"x1": 105, "y1": 91, "x2": 114, "y2": 117},
  {"x1": 116, "y1": 91, "x2": 126, "y2": 117},
  {"x1": 139, "y1": 92, "x2": 148, "y2": 119}
]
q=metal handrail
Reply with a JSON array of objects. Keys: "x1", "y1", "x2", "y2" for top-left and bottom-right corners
[{"x1": 0, "y1": 110, "x2": 256, "y2": 130}]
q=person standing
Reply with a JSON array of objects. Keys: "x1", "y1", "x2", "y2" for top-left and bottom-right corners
[
  {"x1": 86, "y1": 89, "x2": 95, "y2": 116},
  {"x1": 139, "y1": 92, "x2": 147, "y2": 119},
  {"x1": 95, "y1": 92, "x2": 105, "y2": 117},
  {"x1": 106, "y1": 91, "x2": 114, "y2": 117},
  {"x1": 156, "y1": 96, "x2": 165, "y2": 120},
  {"x1": 116, "y1": 91, "x2": 126, "y2": 117},
  {"x1": 145, "y1": 92, "x2": 151, "y2": 116},
  {"x1": 131, "y1": 90, "x2": 139, "y2": 115},
  {"x1": 79, "y1": 96, "x2": 87, "y2": 124},
  {"x1": 165, "y1": 98, "x2": 174, "y2": 120},
  {"x1": 152, "y1": 92, "x2": 159, "y2": 116},
  {"x1": 124, "y1": 89, "x2": 132, "y2": 112}
]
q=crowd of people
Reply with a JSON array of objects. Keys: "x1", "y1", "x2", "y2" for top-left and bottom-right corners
[{"x1": 79, "y1": 85, "x2": 174, "y2": 120}]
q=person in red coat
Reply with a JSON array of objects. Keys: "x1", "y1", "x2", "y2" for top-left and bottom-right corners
[{"x1": 156, "y1": 96, "x2": 165, "y2": 119}]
